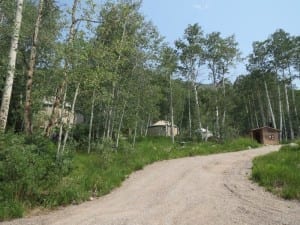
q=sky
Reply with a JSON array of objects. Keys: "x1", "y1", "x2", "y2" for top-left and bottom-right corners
[{"x1": 140, "y1": 0, "x2": 300, "y2": 83}]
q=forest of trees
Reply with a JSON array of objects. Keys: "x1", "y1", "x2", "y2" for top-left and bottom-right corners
[{"x1": 1, "y1": 0, "x2": 300, "y2": 151}]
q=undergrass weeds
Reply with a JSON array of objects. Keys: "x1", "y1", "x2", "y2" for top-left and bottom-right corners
[
  {"x1": 252, "y1": 141, "x2": 300, "y2": 200},
  {"x1": 48, "y1": 137, "x2": 260, "y2": 208},
  {"x1": 1, "y1": 136, "x2": 259, "y2": 220}
]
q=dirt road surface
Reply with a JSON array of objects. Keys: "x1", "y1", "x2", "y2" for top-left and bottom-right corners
[{"x1": 2, "y1": 145, "x2": 300, "y2": 225}]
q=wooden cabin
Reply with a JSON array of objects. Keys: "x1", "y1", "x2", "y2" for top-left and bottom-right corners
[{"x1": 250, "y1": 126, "x2": 280, "y2": 145}]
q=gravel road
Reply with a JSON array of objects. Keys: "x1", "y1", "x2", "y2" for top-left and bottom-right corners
[{"x1": 2, "y1": 145, "x2": 300, "y2": 225}]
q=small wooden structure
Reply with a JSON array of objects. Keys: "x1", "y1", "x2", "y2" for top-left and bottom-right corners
[
  {"x1": 250, "y1": 126, "x2": 280, "y2": 145},
  {"x1": 35, "y1": 97, "x2": 84, "y2": 129},
  {"x1": 147, "y1": 120, "x2": 179, "y2": 137}
]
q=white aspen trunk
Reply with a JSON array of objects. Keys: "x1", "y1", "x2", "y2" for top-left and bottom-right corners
[
  {"x1": 45, "y1": 0, "x2": 78, "y2": 136},
  {"x1": 106, "y1": 13, "x2": 128, "y2": 141},
  {"x1": 57, "y1": 86, "x2": 67, "y2": 158},
  {"x1": 62, "y1": 83, "x2": 80, "y2": 153},
  {"x1": 88, "y1": 89, "x2": 96, "y2": 154},
  {"x1": 214, "y1": 79, "x2": 220, "y2": 138},
  {"x1": 215, "y1": 105, "x2": 220, "y2": 138},
  {"x1": 24, "y1": 0, "x2": 44, "y2": 135},
  {"x1": 0, "y1": 0, "x2": 23, "y2": 132},
  {"x1": 106, "y1": 106, "x2": 113, "y2": 139},
  {"x1": 282, "y1": 109, "x2": 288, "y2": 141},
  {"x1": 115, "y1": 102, "x2": 126, "y2": 149},
  {"x1": 170, "y1": 73, "x2": 175, "y2": 144},
  {"x1": 192, "y1": 82, "x2": 202, "y2": 130},
  {"x1": 291, "y1": 88, "x2": 299, "y2": 137},
  {"x1": 278, "y1": 85, "x2": 283, "y2": 142},
  {"x1": 102, "y1": 109, "x2": 108, "y2": 141},
  {"x1": 221, "y1": 74, "x2": 226, "y2": 132},
  {"x1": 110, "y1": 107, "x2": 116, "y2": 139},
  {"x1": 284, "y1": 83, "x2": 294, "y2": 139},
  {"x1": 132, "y1": 96, "x2": 140, "y2": 147},
  {"x1": 144, "y1": 114, "x2": 150, "y2": 136},
  {"x1": 106, "y1": 85, "x2": 115, "y2": 139},
  {"x1": 264, "y1": 80, "x2": 277, "y2": 129},
  {"x1": 132, "y1": 120, "x2": 138, "y2": 148},
  {"x1": 188, "y1": 88, "x2": 192, "y2": 138}
]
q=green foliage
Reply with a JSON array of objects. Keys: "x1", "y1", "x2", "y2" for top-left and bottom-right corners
[
  {"x1": 0, "y1": 134, "x2": 258, "y2": 221},
  {"x1": 0, "y1": 133, "x2": 72, "y2": 220},
  {"x1": 252, "y1": 142, "x2": 300, "y2": 200},
  {"x1": 38, "y1": 137, "x2": 259, "y2": 210},
  {"x1": 0, "y1": 200, "x2": 23, "y2": 221}
]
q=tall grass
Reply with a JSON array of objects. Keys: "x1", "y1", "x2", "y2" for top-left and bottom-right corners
[
  {"x1": 46, "y1": 137, "x2": 260, "y2": 207},
  {"x1": 252, "y1": 141, "x2": 300, "y2": 200},
  {"x1": 1, "y1": 136, "x2": 259, "y2": 220}
]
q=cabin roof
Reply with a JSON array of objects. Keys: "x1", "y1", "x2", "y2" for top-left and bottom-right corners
[{"x1": 251, "y1": 126, "x2": 280, "y2": 132}]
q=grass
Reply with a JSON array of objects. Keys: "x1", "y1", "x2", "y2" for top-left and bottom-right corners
[
  {"x1": 1, "y1": 136, "x2": 260, "y2": 220},
  {"x1": 252, "y1": 141, "x2": 300, "y2": 200},
  {"x1": 46, "y1": 137, "x2": 260, "y2": 207}
]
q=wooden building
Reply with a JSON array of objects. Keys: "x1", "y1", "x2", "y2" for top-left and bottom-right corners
[
  {"x1": 147, "y1": 120, "x2": 179, "y2": 137},
  {"x1": 250, "y1": 126, "x2": 280, "y2": 145},
  {"x1": 35, "y1": 97, "x2": 84, "y2": 130}
]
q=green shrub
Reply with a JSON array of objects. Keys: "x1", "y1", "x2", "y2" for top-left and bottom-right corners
[
  {"x1": 0, "y1": 133, "x2": 72, "y2": 220},
  {"x1": 1, "y1": 135, "x2": 259, "y2": 221},
  {"x1": 0, "y1": 200, "x2": 23, "y2": 221}
]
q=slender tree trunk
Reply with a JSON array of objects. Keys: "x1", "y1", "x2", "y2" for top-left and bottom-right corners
[
  {"x1": 45, "y1": 0, "x2": 78, "y2": 136},
  {"x1": 132, "y1": 120, "x2": 138, "y2": 148},
  {"x1": 106, "y1": 84, "x2": 116, "y2": 139},
  {"x1": 264, "y1": 80, "x2": 277, "y2": 129},
  {"x1": 0, "y1": 0, "x2": 23, "y2": 132},
  {"x1": 188, "y1": 87, "x2": 192, "y2": 138},
  {"x1": 214, "y1": 82, "x2": 220, "y2": 138},
  {"x1": 24, "y1": 0, "x2": 44, "y2": 135},
  {"x1": 221, "y1": 75, "x2": 226, "y2": 133},
  {"x1": 192, "y1": 82, "x2": 202, "y2": 130},
  {"x1": 144, "y1": 114, "x2": 150, "y2": 136},
  {"x1": 284, "y1": 83, "x2": 294, "y2": 139},
  {"x1": 62, "y1": 83, "x2": 79, "y2": 153},
  {"x1": 109, "y1": 106, "x2": 116, "y2": 139},
  {"x1": 57, "y1": 86, "x2": 67, "y2": 158},
  {"x1": 132, "y1": 96, "x2": 141, "y2": 147},
  {"x1": 170, "y1": 73, "x2": 175, "y2": 144},
  {"x1": 106, "y1": 106, "x2": 112, "y2": 139},
  {"x1": 88, "y1": 89, "x2": 96, "y2": 154},
  {"x1": 278, "y1": 85, "x2": 283, "y2": 142},
  {"x1": 215, "y1": 105, "x2": 220, "y2": 138},
  {"x1": 102, "y1": 108, "x2": 108, "y2": 141},
  {"x1": 282, "y1": 109, "x2": 288, "y2": 141},
  {"x1": 115, "y1": 102, "x2": 126, "y2": 149},
  {"x1": 291, "y1": 88, "x2": 299, "y2": 137}
]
